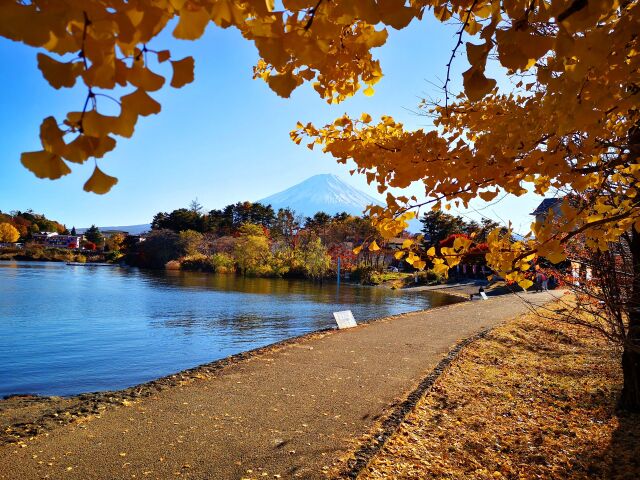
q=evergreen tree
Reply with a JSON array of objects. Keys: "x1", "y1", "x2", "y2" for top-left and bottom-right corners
[
  {"x1": 84, "y1": 225, "x2": 104, "y2": 246},
  {"x1": 420, "y1": 211, "x2": 466, "y2": 247}
]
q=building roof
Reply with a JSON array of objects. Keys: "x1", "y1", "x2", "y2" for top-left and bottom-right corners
[{"x1": 530, "y1": 198, "x2": 562, "y2": 216}]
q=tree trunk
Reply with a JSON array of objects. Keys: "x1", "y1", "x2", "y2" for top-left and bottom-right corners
[{"x1": 619, "y1": 228, "x2": 640, "y2": 411}]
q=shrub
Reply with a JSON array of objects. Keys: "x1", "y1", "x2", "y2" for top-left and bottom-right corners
[
  {"x1": 369, "y1": 272, "x2": 409, "y2": 285},
  {"x1": 352, "y1": 264, "x2": 377, "y2": 284},
  {"x1": 210, "y1": 253, "x2": 234, "y2": 272},
  {"x1": 416, "y1": 269, "x2": 446, "y2": 284},
  {"x1": 180, "y1": 253, "x2": 215, "y2": 272},
  {"x1": 24, "y1": 245, "x2": 44, "y2": 259},
  {"x1": 105, "y1": 251, "x2": 123, "y2": 263},
  {"x1": 165, "y1": 260, "x2": 181, "y2": 270},
  {"x1": 180, "y1": 253, "x2": 236, "y2": 273}
]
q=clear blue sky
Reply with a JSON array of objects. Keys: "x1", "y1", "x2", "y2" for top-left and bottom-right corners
[{"x1": 0, "y1": 15, "x2": 544, "y2": 233}]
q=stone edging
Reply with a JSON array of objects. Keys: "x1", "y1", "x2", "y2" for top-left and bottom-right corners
[{"x1": 340, "y1": 328, "x2": 493, "y2": 479}]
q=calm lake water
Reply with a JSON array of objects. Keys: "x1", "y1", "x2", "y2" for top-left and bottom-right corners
[{"x1": 0, "y1": 261, "x2": 461, "y2": 397}]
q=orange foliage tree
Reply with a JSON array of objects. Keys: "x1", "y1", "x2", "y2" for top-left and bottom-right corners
[{"x1": 2, "y1": 0, "x2": 639, "y2": 407}]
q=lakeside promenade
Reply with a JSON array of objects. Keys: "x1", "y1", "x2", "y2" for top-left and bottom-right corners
[{"x1": 0, "y1": 291, "x2": 561, "y2": 479}]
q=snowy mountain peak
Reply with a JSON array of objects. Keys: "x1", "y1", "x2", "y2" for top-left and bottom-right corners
[{"x1": 257, "y1": 174, "x2": 382, "y2": 217}]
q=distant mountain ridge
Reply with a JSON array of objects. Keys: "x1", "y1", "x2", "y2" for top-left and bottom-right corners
[
  {"x1": 77, "y1": 224, "x2": 150, "y2": 235},
  {"x1": 257, "y1": 174, "x2": 382, "y2": 217}
]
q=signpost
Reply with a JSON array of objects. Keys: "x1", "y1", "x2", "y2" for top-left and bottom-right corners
[{"x1": 333, "y1": 310, "x2": 357, "y2": 329}]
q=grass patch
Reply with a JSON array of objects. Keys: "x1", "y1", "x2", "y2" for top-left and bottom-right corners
[{"x1": 357, "y1": 304, "x2": 640, "y2": 479}]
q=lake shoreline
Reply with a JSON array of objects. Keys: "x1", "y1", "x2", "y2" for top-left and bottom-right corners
[
  {"x1": 0, "y1": 251, "x2": 107, "y2": 264},
  {"x1": 0, "y1": 303, "x2": 464, "y2": 446},
  {"x1": 4, "y1": 261, "x2": 464, "y2": 390}
]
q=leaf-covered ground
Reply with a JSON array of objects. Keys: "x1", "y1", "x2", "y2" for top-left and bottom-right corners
[{"x1": 358, "y1": 306, "x2": 640, "y2": 479}]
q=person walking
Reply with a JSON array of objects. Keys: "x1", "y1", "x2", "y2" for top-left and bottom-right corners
[
  {"x1": 540, "y1": 272, "x2": 549, "y2": 291},
  {"x1": 534, "y1": 271, "x2": 542, "y2": 292}
]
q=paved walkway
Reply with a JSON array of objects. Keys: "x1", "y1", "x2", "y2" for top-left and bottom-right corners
[{"x1": 0, "y1": 292, "x2": 561, "y2": 479}]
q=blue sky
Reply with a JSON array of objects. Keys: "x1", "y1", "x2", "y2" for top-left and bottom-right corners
[{"x1": 0, "y1": 14, "x2": 544, "y2": 233}]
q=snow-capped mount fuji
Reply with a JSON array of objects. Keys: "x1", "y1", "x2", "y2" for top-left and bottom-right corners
[{"x1": 257, "y1": 174, "x2": 383, "y2": 217}]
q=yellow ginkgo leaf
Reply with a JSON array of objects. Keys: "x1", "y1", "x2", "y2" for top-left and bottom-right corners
[
  {"x1": 63, "y1": 136, "x2": 92, "y2": 164},
  {"x1": 157, "y1": 50, "x2": 171, "y2": 63},
  {"x1": 170, "y1": 57, "x2": 195, "y2": 88},
  {"x1": 112, "y1": 109, "x2": 138, "y2": 138},
  {"x1": 353, "y1": 245, "x2": 363, "y2": 255},
  {"x1": 462, "y1": 67, "x2": 496, "y2": 102},
  {"x1": 64, "y1": 135, "x2": 116, "y2": 163},
  {"x1": 466, "y1": 41, "x2": 491, "y2": 68},
  {"x1": 83, "y1": 166, "x2": 118, "y2": 194},
  {"x1": 360, "y1": 113, "x2": 372, "y2": 123},
  {"x1": 401, "y1": 239, "x2": 413, "y2": 249},
  {"x1": 267, "y1": 71, "x2": 303, "y2": 98},
  {"x1": 173, "y1": 6, "x2": 210, "y2": 40},
  {"x1": 39, "y1": 116, "x2": 67, "y2": 155},
  {"x1": 433, "y1": 6, "x2": 452, "y2": 21},
  {"x1": 369, "y1": 240, "x2": 380, "y2": 251},
  {"x1": 394, "y1": 250, "x2": 405, "y2": 260},
  {"x1": 210, "y1": 0, "x2": 243, "y2": 27},
  {"x1": 121, "y1": 89, "x2": 161, "y2": 117},
  {"x1": 473, "y1": 3, "x2": 493, "y2": 19},
  {"x1": 169, "y1": 0, "x2": 187, "y2": 10},
  {"x1": 545, "y1": 250, "x2": 567, "y2": 264},
  {"x1": 363, "y1": 85, "x2": 375, "y2": 96},
  {"x1": 378, "y1": 2, "x2": 417, "y2": 29},
  {"x1": 432, "y1": 262, "x2": 450, "y2": 277},
  {"x1": 129, "y1": 61, "x2": 165, "y2": 92},
  {"x1": 479, "y1": 190, "x2": 499, "y2": 201},
  {"x1": 453, "y1": 236, "x2": 473, "y2": 251},
  {"x1": 21, "y1": 150, "x2": 71, "y2": 179},
  {"x1": 37, "y1": 53, "x2": 82, "y2": 89},
  {"x1": 74, "y1": 110, "x2": 118, "y2": 138},
  {"x1": 82, "y1": 55, "x2": 116, "y2": 89},
  {"x1": 518, "y1": 279, "x2": 533, "y2": 290},
  {"x1": 414, "y1": 260, "x2": 426, "y2": 270}
]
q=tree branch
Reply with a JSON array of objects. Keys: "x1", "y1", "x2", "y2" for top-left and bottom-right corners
[
  {"x1": 304, "y1": 0, "x2": 325, "y2": 31},
  {"x1": 444, "y1": 0, "x2": 480, "y2": 115},
  {"x1": 557, "y1": 0, "x2": 588, "y2": 22}
]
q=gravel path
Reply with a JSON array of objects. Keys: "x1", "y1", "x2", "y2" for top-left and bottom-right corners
[{"x1": 0, "y1": 291, "x2": 562, "y2": 479}]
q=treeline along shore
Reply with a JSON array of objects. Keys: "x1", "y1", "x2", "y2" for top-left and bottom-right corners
[{"x1": 1, "y1": 203, "x2": 501, "y2": 284}]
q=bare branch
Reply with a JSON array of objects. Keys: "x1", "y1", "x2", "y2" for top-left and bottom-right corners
[{"x1": 444, "y1": 0, "x2": 480, "y2": 115}]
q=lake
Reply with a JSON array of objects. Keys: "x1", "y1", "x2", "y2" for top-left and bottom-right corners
[{"x1": 0, "y1": 261, "x2": 462, "y2": 397}]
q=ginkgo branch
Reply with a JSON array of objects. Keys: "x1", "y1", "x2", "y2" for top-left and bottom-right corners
[
  {"x1": 444, "y1": 0, "x2": 480, "y2": 115},
  {"x1": 304, "y1": 0, "x2": 325, "y2": 30},
  {"x1": 93, "y1": 93, "x2": 122, "y2": 106},
  {"x1": 557, "y1": 0, "x2": 589, "y2": 22}
]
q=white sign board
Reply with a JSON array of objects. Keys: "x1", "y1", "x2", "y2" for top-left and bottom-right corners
[
  {"x1": 480, "y1": 291, "x2": 488, "y2": 300},
  {"x1": 333, "y1": 310, "x2": 357, "y2": 329}
]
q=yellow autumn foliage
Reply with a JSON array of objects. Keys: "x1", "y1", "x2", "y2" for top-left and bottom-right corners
[
  {"x1": 1, "y1": 0, "x2": 638, "y2": 281},
  {"x1": 0, "y1": 223, "x2": 20, "y2": 243}
]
